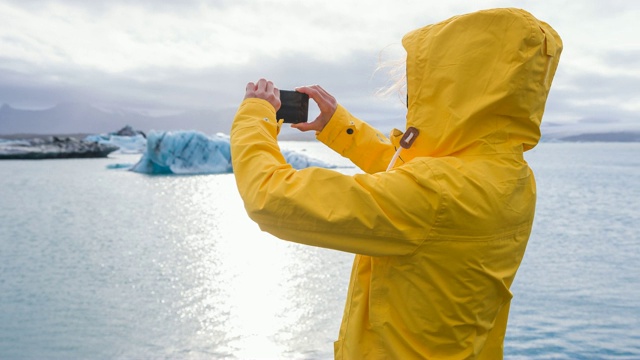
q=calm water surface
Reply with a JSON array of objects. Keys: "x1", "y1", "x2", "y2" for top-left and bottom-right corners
[{"x1": 1, "y1": 142, "x2": 639, "y2": 359}]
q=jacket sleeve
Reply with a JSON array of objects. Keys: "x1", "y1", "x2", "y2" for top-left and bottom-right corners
[
  {"x1": 230, "y1": 98, "x2": 439, "y2": 256},
  {"x1": 316, "y1": 104, "x2": 397, "y2": 174}
]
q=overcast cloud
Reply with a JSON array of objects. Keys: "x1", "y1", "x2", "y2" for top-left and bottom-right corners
[{"x1": 1, "y1": 0, "x2": 639, "y2": 133}]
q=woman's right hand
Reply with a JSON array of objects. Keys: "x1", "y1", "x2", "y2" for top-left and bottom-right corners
[{"x1": 291, "y1": 85, "x2": 337, "y2": 133}]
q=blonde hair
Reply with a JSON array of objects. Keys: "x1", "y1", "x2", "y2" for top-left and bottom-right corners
[{"x1": 373, "y1": 44, "x2": 407, "y2": 106}]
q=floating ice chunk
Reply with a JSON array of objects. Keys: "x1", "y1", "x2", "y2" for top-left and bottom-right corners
[
  {"x1": 106, "y1": 163, "x2": 135, "y2": 169},
  {"x1": 84, "y1": 125, "x2": 147, "y2": 154},
  {"x1": 85, "y1": 134, "x2": 146, "y2": 154},
  {"x1": 282, "y1": 149, "x2": 336, "y2": 170},
  {"x1": 129, "y1": 130, "x2": 336, "y2": 175},
  {"x1": 130, "y1": 130, "x2": 232, "y2": 175}
]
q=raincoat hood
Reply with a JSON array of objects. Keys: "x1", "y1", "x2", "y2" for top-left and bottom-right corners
[{"x1": 400, "y1": 8, "x2": 562, "y2": 159}]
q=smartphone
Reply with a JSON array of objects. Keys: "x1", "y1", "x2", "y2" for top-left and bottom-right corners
[{"x1": 277, "y1": 90, "x2": 309, "y2": 124}]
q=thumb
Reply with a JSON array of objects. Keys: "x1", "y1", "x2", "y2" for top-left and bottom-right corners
[{"x1": 291, "y1": 121, "x2": 318, "y2": 132}]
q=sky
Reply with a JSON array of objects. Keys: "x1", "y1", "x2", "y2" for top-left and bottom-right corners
[{"x1": 1, "y1": 0, "x2": 639, "y2": 133}]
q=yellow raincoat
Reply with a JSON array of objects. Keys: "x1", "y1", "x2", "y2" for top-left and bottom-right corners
[{"x1": 231, "y1": 8, "x2": 562, "y2": 359}]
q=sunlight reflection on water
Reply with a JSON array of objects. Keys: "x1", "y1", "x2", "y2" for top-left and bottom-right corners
[{"x1": 143, "y1": 166, "x2": 355, "y2": 359}]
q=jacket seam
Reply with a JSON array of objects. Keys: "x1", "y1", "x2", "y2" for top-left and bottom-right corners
[
  {"x1": 403, "y1": 160, "x2": 443, "y2": 257},
  {"x1": 338, "y1": 255, "x2": 361, "y2": 354}
]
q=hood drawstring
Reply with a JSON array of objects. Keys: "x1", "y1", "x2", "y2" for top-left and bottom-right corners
[{"x1": 386, "y1": 127, "x2": 419, "y2": 171}]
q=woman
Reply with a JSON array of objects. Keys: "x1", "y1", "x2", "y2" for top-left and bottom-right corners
[{"x1": 230, "y1": 7, "x2": 562, "y2": 359}]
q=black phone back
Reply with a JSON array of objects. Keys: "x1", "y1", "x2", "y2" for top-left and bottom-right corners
[{"x1": 277, "y1": 90, "x2": 309, "y2": 124}]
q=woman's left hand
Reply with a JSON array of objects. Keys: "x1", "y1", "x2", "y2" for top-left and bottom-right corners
[{"x1": 244, "y1": 78, "x2": 281, "y2": 111}]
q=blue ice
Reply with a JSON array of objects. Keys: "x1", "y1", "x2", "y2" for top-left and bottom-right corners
[
  {"x1": 85, "y1": 134, "x2": 147, "y2": 154},
  {"x1": 129, "y1": 130, "x2": 336, "y2": 175}
]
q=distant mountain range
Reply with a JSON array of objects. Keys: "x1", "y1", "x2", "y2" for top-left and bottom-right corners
[
  {"x1": 0, "y1": 102, "x2": 237, "y2": 137},
  {"x1": 1, "y1": 102, "x2": 639, "y2": 142},
  {"x1": 0, "y1": 102, "x2": 317, "y2": 140},
  {"x1": 540, "y1": 121, "x2": 640, "y2": 143}
]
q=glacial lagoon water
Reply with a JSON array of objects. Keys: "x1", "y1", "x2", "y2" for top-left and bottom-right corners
[{"x1": 1, "y1": 142, "x2": 639, "y2": 359}]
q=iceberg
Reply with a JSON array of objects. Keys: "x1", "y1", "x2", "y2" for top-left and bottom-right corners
[
  {"x1": 129, "y1": 130, "x2": 336, "y2": 175},
  {"x1": 130, "y1": 131, "x2": 231, "y2": 175},
  {"x1": 84, "y1": 125, "x2": 147, "y2": 154},
  {"x1": 85, "y1": 134, "x2": 146, "y2": 154},
  {"x1": 0, "y1": 136, "x2": 119, "y2": 160},
  {"x1": 281, "y1": 149, "x2": 337, "y2": 170}
]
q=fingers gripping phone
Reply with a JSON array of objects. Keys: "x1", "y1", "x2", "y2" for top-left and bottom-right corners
[{"x1": 277, "y1": 90, "x2": 309, "y2": 124}]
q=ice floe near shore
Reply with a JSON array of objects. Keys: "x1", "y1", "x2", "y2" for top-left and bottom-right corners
[{"x1": 0, "y1": 136, "x2": 119, "y2": 160}]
